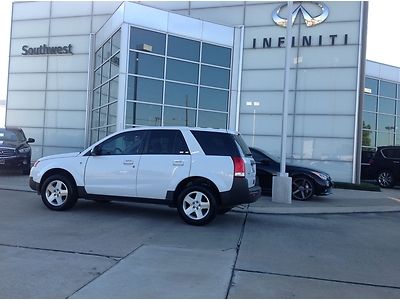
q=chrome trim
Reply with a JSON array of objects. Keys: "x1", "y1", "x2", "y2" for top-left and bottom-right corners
[{"x1": 272, "y1": 2, "x2": 329, "y2": 27}]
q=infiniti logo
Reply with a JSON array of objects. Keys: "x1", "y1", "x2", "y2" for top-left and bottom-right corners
[{"x1": 272, "y1": 2, "x2": 329, "y2": 27}]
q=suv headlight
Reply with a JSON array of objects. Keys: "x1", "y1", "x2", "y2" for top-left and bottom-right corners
[
  {"x1": 311, "y1": 171, "x2": 329, "y2": 180},
  {"x1": 18, "y1": 146, "x2": 31, "y2": 154}
]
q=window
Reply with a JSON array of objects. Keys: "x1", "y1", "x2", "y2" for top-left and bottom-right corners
[
  {"x1": 164, "y1": 107, "x2": 196, "y2": 127},
  {"x1": 127, "y1": 76, "x2": 163, "y2": 103},
  {"x1": 126, "y1": 102, "x2": 162, "y2": 126},
  {"x1": 164, "y1": 82, "x2": 197, "y2": 108},
  {"x1": 382, "y1": 148, "x2": 400, "y2": 159},
  {"x1": 378, "y1": 98, "x2": 396, "y2": 114},
  {"x1": 111, "y1": 29, "x2": 121, "y2": 55},
  {"x1": 377, "y1": 132, "x2": 394, "y2": 146},
  {"x1": 128, "y1": 51, "x2": 164, "y2": 78},
  {"x1": 365, "y1": 78, "x2": 378, "y2": 95},
  {"x1": 377, "y1": 114, "x2": 395, "y2": 131},
  {"x1": 130, "y1": 27, "x2": 165, "y2": 55},
  {"x1": 110, "y1": 53, "x2": 120, "y2": 78},
  {"x1": 98, "y1": 131, "x2": 147, "y2": 155},
  {"x1": 166, "y1": 59, "x2": 198, "y2": 84},
  {"x1": 202, "y1": 43, "x2": 231, "y2": 68},
  {"x1": 198, "y1": 111, "x2": 227, "y2": 129},
  {"x1": 362, "y1": 130, "x2": 375, "y2": 147},
  {"x1": 201, "y1": 65, "x2": 230, "y2": 89},
  {"x1": 191, "y1": 131, "x2": 239, "y2": 156},
  {"x1": 199, "y1": 87, "x2": 229, "y2": 112},
  {"x1": 103, "y1": 39, "x2": 112, "y2": 62},
  {"x1": 144, "y1": 130, "x2": 189, "y2": 155},
  {"x1": 167, "y1": 35, "x2": 200, "y2": 62},
  {"x1": 380, "y1": 81, "x2": 396, "y2": 98},
  {"x1": 363, "y1": 95, "x2": 377, "y2": 112},
  {"x1": 362, "y1": 112, "x2": 376, "y2": 130}
]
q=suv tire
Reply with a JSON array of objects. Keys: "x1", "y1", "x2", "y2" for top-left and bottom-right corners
[
  {"x1": 377, "y1": 170, "x2": 394, "y2": 188},
  {"x1": 177, "y1": 185, "x2": 217, "y2": 226},
  {"x1": 41, "y1": 174, "x2": 78, "y2": 211}
]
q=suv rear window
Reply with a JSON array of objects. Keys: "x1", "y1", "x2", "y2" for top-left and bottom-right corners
[
  {"x1": 233, "y1": 134, "x2": 252, "y2": 157},
  {"x1": 191, "y1": 130, "x2": 240, "y2": 156}
]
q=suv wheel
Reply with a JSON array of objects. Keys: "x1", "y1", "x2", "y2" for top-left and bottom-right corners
[
  {"x1": 41, "y1": 175, "x2": 78, "y2": 211},
  {"x1": 292, "y1": 176, "x2": 314, "y2": 201},
  {"x1": 177, "y1": 185, "x2": 217, "y2": 226},
  {"x1": 377, "y1": 170, "x2": 394, "y2": 188}
]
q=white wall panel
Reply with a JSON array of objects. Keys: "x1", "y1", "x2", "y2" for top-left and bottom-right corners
[
  {"x1": 244, "y1": 135, "x2": 293, "y2": 157},
  {"x1": 46, "y1": 91, "x2": 87, "y2": 110},
  {"x1": 6, "y1": 110, "x2": 44, "y2": 127},
  {"x1": 93, "y1": 1, "x2": 123, "y2": 15},
  {"x1": 13, "y1": 2, "x2": 51, "y2": 20},
  {"x1": 240, "y1": 91, "x2": 295, "y2": 114},
  {"x1": 292, "y1": 137, "x2": 353, "y2": 161},
  {"x1": 142, "y1": 1, "x2": 189, "y2": 10},
  {"x1": 294, "y1": 91, "x2": 356, "y2": 115},
  {"x1": 12, "y1": 19, "x2": 50, "y2": 38},
  {"x1": 296, "y1": 46, "x2": 359, "y2": 68},
  {"x1": 45, "y1": 110, "x2": 86, "y2": 129},
  {"x1": 49, "y1": 36, "x2": 90, "y2": 54},
  {"x1": 51, "y1": 1, "x2": 92, "y2": 18},
  {"x1": 50, "y1": 17, "x2": 91, "y2": 36},
  {"x1": 167, "y1": 13, "x2": 202, "y2": 40},
  {"x1": 48, "y1": 55, "x2": 89, "y2": 72},
  {"x1": 189, "y1": 6, "x2": 244, "y2": 26},
  {"x1": 10, "y1": 37, "x2": 48, "y2": 56},
  {"x1": 43, "y1": 128, "x2": 85, "y2": 148},
  {"x1": 8, "y1": 74, "x2": 47, "y2": 90},
  {"x1": 293, "y1": 115, "x2": 355, "y2": 138},
  {"x1": 31, "y1": 145, "x2": 44, "y2": 161},
  {"x1": 9, "y1": 56, "x2": 47, "y2": 73},
  {"x1": 191, "y1": 1, "x2": 244, "y2": 8},
  {"x1": 123, "y1": 3, "x2": 168, "y2": 32},
  {"x1": 92, "y1": 15, "x2": 112, "y2": 32},
  {"x1": 47, "y1": 73, "x2": 88, "y2": 91},
  {"x1": 242, "y1": 69, "x2": 297, "y2": 91},
  {"x1": 43, "y1": 146, "x2": 83, "y2": 157},
  {"x1": 7, "y1": 91, "x2": 45, "y2": 109},
  {"x1": 239, "y1": 114, "x2": 294, "y2": 136},
  {"x1": 202, "y1": 22, "x2": 234, "y2": 46},
  {"x1": 296, "y1": 68, "x2": 358, "y2": 90},
  {"x1": 243, "y1": 48, "x2": 286, "y2": 69},
  {"x1": 22, "y1": 127, "x2": 44, "y2": 145}
]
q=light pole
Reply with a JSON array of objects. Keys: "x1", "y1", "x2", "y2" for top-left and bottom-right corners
[
  {"x1": 246, "y1": 101, "x2": 260, "y2": 146},
  {"x1": 272, "y1": 1, "x2": 293, "y2": 204}
]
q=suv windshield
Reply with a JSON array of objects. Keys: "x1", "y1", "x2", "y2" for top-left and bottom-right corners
[{"x1": 0, "y1": 129, "x2": 26, "y2": 142}]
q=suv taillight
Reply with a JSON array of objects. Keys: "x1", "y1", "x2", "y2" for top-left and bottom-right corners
[{"x1": 232, "y1": 156, "x2": 245, "y2": 177}]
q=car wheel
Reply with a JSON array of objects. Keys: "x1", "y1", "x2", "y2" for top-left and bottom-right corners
[
  {"x1": 41, "y1": 174, "x2": 78, "y2": 211},
  {"x1": 377, "y1": 170, "x2": 394, "y2": 188},
  {"x1": 177, "y1": 185, "x2": 217, "y2": 226},
  {"x1": 292, "y1": 176, "x2": 314, "y2": 201}
]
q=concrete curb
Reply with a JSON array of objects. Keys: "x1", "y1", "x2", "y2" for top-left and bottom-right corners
[{"x1": 238, "y1": 206, "x2": 400, "y2": 215}]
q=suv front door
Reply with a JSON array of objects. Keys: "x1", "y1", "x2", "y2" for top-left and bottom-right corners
[
  {"x1": 84, "y1": 130, "x2": 147, "y2": 197},
  {"x1": 136, "y1": 129, "x2": 191, "y2": 200}
]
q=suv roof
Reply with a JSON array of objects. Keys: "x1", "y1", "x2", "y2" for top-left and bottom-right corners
[{"x1": 123, "y1": 126, "x2": 239, "y2": 135}]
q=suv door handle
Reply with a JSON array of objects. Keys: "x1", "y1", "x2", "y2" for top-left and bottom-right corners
[
  {"x1": 123, "y1": 160, "x2": 134, "y2": 165},
  {"x1": 173, "y1": 160, "x2": 184, "y2": 166}
]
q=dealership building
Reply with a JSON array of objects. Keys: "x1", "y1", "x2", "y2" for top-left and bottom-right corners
[{"x1": 6, "y1": 1, "x2": 373, "y2": 183}]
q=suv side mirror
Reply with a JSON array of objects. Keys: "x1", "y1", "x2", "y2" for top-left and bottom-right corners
[
  {"x1": 91, "y1": 145, "x2": 101, "y2": 156},
  {"x1": 27, "y1": 138, "x2": 35, "y2": 143}
]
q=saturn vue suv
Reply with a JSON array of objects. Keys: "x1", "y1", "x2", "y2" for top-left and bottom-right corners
[
  {"x1": 29, "y1": 127, "x2": 261, "y2": 225},
  {"x1": 0, "y1": 127, "x2": 35, "y2": 174}
]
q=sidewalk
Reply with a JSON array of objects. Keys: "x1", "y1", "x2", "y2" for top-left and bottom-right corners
[{"x1": 1, "y1": 171, "x2": 400, "y2": 214}]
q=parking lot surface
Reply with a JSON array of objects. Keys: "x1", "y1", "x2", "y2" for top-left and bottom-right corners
[{"x1": 1, "y1": 175, "x2": 400, "y2": 298}]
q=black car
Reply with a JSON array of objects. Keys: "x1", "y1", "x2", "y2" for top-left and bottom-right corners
[
  {"x1": 0, "y1": 127, "x2": 35, "y2": 174},
  {"x1": 361, "y1": 146, "x2": 400, "y2": 188},
  {"x1": 250, "y1": 147, "x2": 333, "y2": 200}
]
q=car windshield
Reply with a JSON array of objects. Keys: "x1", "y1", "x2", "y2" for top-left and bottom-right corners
[{"x1": 0, "y1": 129, "x2": 26, "y2": 142}]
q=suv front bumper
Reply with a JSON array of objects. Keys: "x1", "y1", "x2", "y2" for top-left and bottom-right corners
[{"x1": 220, "y1": 177, "x2": 261, "y2": 208}]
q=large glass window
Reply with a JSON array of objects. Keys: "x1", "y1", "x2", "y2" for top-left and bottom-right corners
[
  {"x1": 380, "y1": 81, "x2": 396, "y2": 98},
  {"x1": 164, "y1": 107, "x2": 196, "y2": 127},
  {"x1": 378, "y1": 97, "x2": 396, "y2": 114},
  {"x1": 377, "y1": 114, "x2": 395, "y2": 131},
  {"x1": 199, "y1": 87, "x2": 229, "y2": 112},
  {"x1": 130, "y1": 27, "x2": 165, "y2": 55},
  {"x1": 363, "y1": 95, "x2": 377, "y2": 112},
  {"x1": 362, "y1": 130, "x2": 375, "y2": 147},
  {"x1": 126, "y1": 102, "x2": 162, "y2": 126},
  {"x1": 127, "y1": 76, "x2": 163, "y2": 103},
  {"x1": 202, "y1": 43, "x2": 231, "y2": 68},
  {"x1": 198, "y1": 111, "x2": 227, "y2": 129},
  {"x1": 165, "y1": 82, "x2": 197, "y2": 108},
  {"x1": 362, "y1": 112, "x2": 376, "y2": 130},
  {"x1": 377, "y1": 132, "x2": 394, "y2": 146},
  {"x1": 166, "y1": 59, "x2": 198, "y2": 84},
  {"x1": 167, "y1": 35, "x2": 200, "y2": 62},
  {"x1": 365, "y1": 77, "x2": 378, "y2": 95},
  {"x1": 201, "y1": 66, "x2": 230, "y2": 89},
  {"x1": 128, "y1": 51, "x2": 164, "y2": 78}
]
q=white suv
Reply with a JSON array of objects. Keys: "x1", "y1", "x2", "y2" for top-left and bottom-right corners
[{"x1": 29, "y1": 127, "x2": 261, "y2": 225}]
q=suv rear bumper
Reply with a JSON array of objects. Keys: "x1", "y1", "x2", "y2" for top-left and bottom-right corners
[{"x1": 220, "y1": 177, "x2": 261, "y2": 207}]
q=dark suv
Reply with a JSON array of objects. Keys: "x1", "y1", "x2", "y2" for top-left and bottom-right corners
[
  {"x1": 0, "y1": 127, "x2": 35, "y2": 174},
  {"x1": 362, "y1": 146, "x2": 400, "y2": 188}
]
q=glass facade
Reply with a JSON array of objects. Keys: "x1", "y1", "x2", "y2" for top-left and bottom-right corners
[
  {"x1": 91, "y1": 29, "x2": 121, "y2": 144},
  {"x1": 126, "y1": 26, "x2": 231, "y2": 129},
  {"x1": 362, "y1": 77, "x2": 400, "y2": 153}
]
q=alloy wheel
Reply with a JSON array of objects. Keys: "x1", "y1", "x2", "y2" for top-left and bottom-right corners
[
  {"x1": 182, "y1": 191, "x2": 210, "y2": 220},
  {"x1": 292, "y1": 177, "x2": 314, "y2": 200},
  {"x1": 45, "y1": 180, "x2": 69, "y2": 206},
  {"x1": 378, "y1": 171, "x2": 393, "y2": 188}
]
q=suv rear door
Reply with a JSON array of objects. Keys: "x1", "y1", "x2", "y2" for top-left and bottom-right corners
[{"x1": 136, "y1": 129, "x2": 191, "y2": 200}]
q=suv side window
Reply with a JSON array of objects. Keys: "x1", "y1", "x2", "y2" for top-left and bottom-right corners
[
  {"x1": 144, "y1": 130, "x2": 189, "y2": 155},
  {"x1": 98, "y1": 130, "x2": 146, "y2": 155},
  {"x1": 191, "y1": 131, "x2": 240, "y2": 156},
  {"x1": 382, "y1": 149, "x2": 400, "y2": 159}
]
